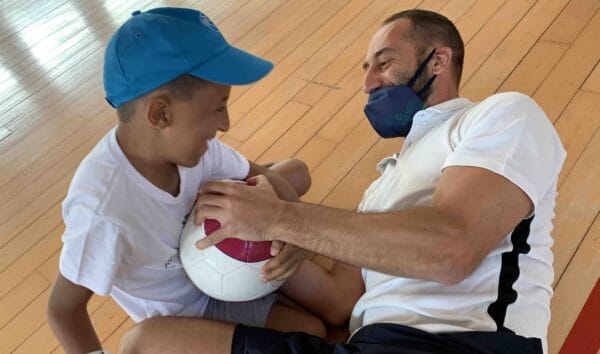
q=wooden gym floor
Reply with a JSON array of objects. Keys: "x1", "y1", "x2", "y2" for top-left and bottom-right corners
[{"x1": 0, "y1": 0, "x2": 599, "y2": 353}]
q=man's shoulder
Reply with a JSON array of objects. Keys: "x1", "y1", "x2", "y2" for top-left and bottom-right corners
[
  {"x1": 463, "y1": 92, "x2": 548, "y2": 127},
  {"x1": 477, "y1": 92, "x2": 539, "y2": 111}
]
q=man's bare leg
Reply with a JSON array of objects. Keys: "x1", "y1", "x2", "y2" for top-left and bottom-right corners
[{"x1": 266, "y1": 302, "x2": 326, "y2": 337}]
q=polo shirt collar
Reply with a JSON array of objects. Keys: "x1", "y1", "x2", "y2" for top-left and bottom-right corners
[
  {"x1": 406, "y1": 97, "x2": 473, "y2": 143},
  {"x1": 424, "y1": 97, "x2": 473, "y2": 114}
]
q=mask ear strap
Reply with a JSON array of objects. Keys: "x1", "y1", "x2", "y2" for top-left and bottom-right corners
[
  {"x1": 408, "y1": 49, "x2": 436, "y2": 88},
  {"x1": 416, "y1": 75, "x2": 436, "y2": 97}
]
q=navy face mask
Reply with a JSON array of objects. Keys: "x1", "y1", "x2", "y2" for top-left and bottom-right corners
[{"x1": 364, "y1": 49, "x2": 437, "y2": 138}]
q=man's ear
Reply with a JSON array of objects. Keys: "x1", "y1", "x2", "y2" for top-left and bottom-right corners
[
  {"x1": 146, "y1": 95, "x2": 171, "y2": 129},
  {"x1": 431, "y1": 46, "x2": 452, "y2": 75}
]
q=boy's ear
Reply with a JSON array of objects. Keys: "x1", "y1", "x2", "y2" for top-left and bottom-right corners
[{"x1": 146, "y1": 95, "x2": 171, "y2": 129}]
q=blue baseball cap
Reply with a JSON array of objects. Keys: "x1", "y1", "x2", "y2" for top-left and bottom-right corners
[{"x1": 104, "y1": 7, "x2": 273, "y2": 108}]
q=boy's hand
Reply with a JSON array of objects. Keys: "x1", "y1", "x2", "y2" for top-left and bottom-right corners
[{"x1": 261, "y1": 241, "x2": 314, "y2": 282}]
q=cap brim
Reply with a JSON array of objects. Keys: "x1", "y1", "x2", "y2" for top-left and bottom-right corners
[{"x1": 189, "y1": 46, "x2": 273, "y2": 85}]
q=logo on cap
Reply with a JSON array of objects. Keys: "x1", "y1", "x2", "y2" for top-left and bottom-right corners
[{"x1": 198, "y1": 13, "x2": 218, "y2": 32}]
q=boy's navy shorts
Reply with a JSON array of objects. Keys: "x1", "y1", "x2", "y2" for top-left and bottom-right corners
[{"x1": 231, "y1": 322, "x2": 543, "y2": 354}]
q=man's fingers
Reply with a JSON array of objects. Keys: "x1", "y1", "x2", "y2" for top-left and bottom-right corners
[
  {"x1": 194, "y1": 203, "x2": 223, "y2": 226},
  {"x1": 195, "y1": 230, "x2": 228, "y2": 250}
]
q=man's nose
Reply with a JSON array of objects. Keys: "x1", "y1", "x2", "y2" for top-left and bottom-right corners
[{"x1": 363, "y1": 68, "x2": 382, "y2": 94}]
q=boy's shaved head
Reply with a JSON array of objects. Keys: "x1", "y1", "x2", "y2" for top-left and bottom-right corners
[{"x1": 117, "y1": 75, "x2": 207, "y2": 123}]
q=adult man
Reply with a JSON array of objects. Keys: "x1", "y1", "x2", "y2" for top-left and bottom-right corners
[{"x1": 119, "y1": 9, "x2": 565, "y2": 354}]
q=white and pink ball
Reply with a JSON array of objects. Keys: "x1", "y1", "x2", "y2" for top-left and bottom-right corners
[{"x1": 180, "y1": 216, "x2": 283, "y2": 302}]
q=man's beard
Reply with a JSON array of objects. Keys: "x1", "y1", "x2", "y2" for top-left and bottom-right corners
[{"x1": 392, "y1": 67, "x2": 434, "y2": 105}]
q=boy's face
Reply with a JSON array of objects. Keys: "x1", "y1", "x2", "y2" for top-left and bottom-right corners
[{"x1": 165, "y1": 81, "x2": 231, "y2": 167}]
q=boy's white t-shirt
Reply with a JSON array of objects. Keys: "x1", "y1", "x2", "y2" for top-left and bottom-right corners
[{"x1": 59, "y1": 128, "x2": 250, "y2": 322}]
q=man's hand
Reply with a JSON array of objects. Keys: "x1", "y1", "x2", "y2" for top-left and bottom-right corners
[
  {"x1": 261, "y1": 241, "x2": 314, "y2": 282},
  {"x1": 195, "y1": 175, "x2": 284, "y2": 249}
]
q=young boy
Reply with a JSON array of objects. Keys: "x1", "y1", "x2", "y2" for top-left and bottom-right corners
[{"x1": 47, "y1": 7, "x2": 324, "y2": 354}]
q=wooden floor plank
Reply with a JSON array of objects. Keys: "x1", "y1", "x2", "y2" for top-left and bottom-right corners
[
  {"x1": 225, "y1": 0, "x2": 399, "y2": 142},
  {"x1": 533, "y1": 9, "x2": 600, "y2": 123},
  {"x1": 237, "y1": 101, "x2": 311, "y2": 160},
  {"x1": 0, "y1": 177, "x2": 67, "y2": 252},
  {"x1": 323, "y1": 137, "x2": 405, "y2": 210},
  {"x1": 552, "y1": 125, "x2": 600, "y2": 284},
  {"x1": 225, "y1": 0, "x2": 369, "y2": 120},
  {"x1": 257, "y1": 0, "x2": 442, "y2": 164},
  {"x1": 0, "y1": 0, "x2": 154, "y2": 122},
  {"x1": 554, "y1": 91, "x2": 600, "y2": 188},
  {"x1": 227, "y1": 0, "x2": 351, "y2": 103},
  {"x1": 231, "y1": 0, "x2": 329, "y2": 61},
  {"x1": 460, "y1": 0, "x2": 570, "y2": 101},
  {"x1": 438, "y1": 0, "x2": 477, "y2": 25},
  {"x1": 453, "y1": 0, "x2": 505, "y2": 45},
  {"x1": 541, "y1": 0, "x2": 600, "y2": 44},
  {"x1": 0, "y1": 220, "x2": 62, "y2": 298},
  {"x1": 459, "y1": 0, "x2": 535, "y2": 88},
  {"x1": 499, "y1": 40, "x2": 569, "y2": 96},
  {"x1": 0, "y1": 272, "x2": 49, "y2": 328},
  {"x1": 549, "y1": 214, "x2": 600, "y2": 353},
  {"x1": 0, "y1": 0, "x2": 69, "y2": 44},
  {"x1": 581, "y1": 62, "x2": 600, "y2": 94},
  {"x1": 214, "y1": 0, "x2": 288, "y2": 45},
  {"x1": 0, "y1": 288, "x2": 51, "y2": 353},
  {"x1": 302, "y1": 119, "x2": 380, "y2": 204}
]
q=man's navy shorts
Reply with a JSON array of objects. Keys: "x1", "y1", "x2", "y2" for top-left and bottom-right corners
[{"x1": 232, "y1": 322, "x2": 542, "y2": 354}]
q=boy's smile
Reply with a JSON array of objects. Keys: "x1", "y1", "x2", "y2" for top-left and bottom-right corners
[{"x1": 164, "y1": 81, "x2": 231, "y2": 168}]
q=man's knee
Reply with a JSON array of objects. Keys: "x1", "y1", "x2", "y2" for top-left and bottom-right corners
[{"x1": 304, "y1": 314, "x2": 327, "y2": 338}]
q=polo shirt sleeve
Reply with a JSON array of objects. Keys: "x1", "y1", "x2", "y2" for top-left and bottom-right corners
[
  {"x1": 443, "y1": 92, "x2": 566, "y2": 210},
  {"x1": 59, "y1": 203, "x2": 124, "y2": 296},
  {"x1": 204, "y1": 138, "x2": 250, "y2": 181}
]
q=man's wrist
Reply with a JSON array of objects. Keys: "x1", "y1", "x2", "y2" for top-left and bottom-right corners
[{"x1": 268, "y1": 200, "x2": 298, "y2": 244}]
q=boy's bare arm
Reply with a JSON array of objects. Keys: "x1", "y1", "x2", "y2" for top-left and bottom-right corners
[
  {"x1": 281, "y1": 260, "x2": 364, "y2": 327},
  {"x1": 47, "y1": 273, "x2": 103, "y2": 354},
  {"x1": 247, "y1": 159, "x2": 311, "y2": 198}
]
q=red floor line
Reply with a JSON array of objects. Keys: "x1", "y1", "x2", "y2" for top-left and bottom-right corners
[{"x1": 559, "y1": 277, "x2": 600, "y2": 354}]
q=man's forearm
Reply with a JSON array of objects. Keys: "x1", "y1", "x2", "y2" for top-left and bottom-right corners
[
  {"x1": 272, "y1": 202, "x2": 469, "y2": 284},
  {"x1": 48, "y1": 307, "x2": 103, "y2": 354}
]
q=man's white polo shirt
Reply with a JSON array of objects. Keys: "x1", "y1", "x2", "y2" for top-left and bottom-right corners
[{"x1": 349, "y1": 92, "x2": 566, "y2": 353}]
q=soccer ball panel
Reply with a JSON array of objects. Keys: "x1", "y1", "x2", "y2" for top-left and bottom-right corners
[
  {"x1": 185, "y1": 260, "x2": 223, "y2": 297},
  {"x1": 222, "y1": 265, "x2": 270, "y2": 302},
  {"x1": 180, "y1": 214, "x2": 283, "y2": 301}
]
